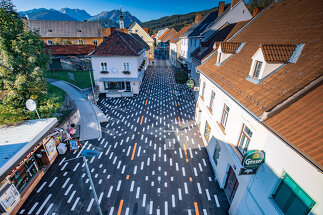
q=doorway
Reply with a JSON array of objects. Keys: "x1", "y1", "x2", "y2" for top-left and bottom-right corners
[{"x1": 224, "y1": 166, "x2": 239, "y2": 203}]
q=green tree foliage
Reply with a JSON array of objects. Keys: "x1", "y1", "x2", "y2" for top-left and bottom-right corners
[
  {"x1": 0, "y1": 0, "x2": 61, "y2": 125},
  {"x1": 174, "y1": 69, "x2": 188, "y2": 84}
]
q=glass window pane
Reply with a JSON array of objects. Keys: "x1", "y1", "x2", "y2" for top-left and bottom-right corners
[
  {"x1": 273, "y1": 181, "x2": 293, "y2": 213},
  {"x1": 244, "y1": 126, "x2": 253, "y2": 138}
]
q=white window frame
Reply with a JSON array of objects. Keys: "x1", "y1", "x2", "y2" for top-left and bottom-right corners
[
  {"x1": 78, "y1": 39, "x2": 84, "y2": 45},
  {"x1": 220, "y1": 104, "x2": 230, "y2": 128},
  {"x1": 47, "y1": 40, "x2": 53, "y2": 45},
  {"x1": 93, "y1": 39, "x2": 98, "y2": 46},
  {"x1": 253, "y1": 60, "x2": 263, "y2": 79},
  {"x1": 123, "y1": 62, "x2": 130, "y2": 71},
  {"x1": 237, "y1": 124, "x2": 253, "y2": 154},
  {"x1": 209, "y1": 90, "x2": 215, "y2": 112},
  {"x1": 101, "y1": 62, "x2": 107, "y2": 71}
]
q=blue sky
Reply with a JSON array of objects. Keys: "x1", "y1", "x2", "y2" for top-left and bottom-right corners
[{"x1": 12, "y1": 0, "x2": 233, "y2": 22}]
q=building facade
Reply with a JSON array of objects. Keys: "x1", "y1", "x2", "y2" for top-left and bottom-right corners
[
  {"x1": 195, "y1": 0, "x2": 323, "y2": 214},
  {"x1": 90, "y1": 30, "x2": 149, "y2": 97}
]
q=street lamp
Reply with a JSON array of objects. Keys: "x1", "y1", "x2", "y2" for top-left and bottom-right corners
[
  {"x1": 26, "y1": 99, "x2": 40, "y2": 119},
  {"x1": 81, "y1": 150, "x2": 103, "y2": 215},
  {"x1": 88, "y1": 69, "x2": 97, "y2": 104}
]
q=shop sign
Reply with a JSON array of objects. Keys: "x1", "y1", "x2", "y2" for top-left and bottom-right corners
[
  {"x1": 35, "y1": 153, "x2": 43, "y2": 158},
  {"x1": 70, "y1": 140, "x2": 78, "y2": 151},
  {"x1": 186, "y1": 79, "x2": 195, "y2": 89},
  {"x1": 239, "y1": 168, "x2": 258, "y2": 175},
  {"x1": 242, "y1": 150, "x2": 265, "y2": 169}
]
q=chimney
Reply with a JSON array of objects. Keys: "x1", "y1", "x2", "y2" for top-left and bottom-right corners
[
  {"x1": 218, "y1": 1, "x2": 225, "y2": 16},
  {"x1": 231, "y1": 0, "x2": 240, "y2": 9},
  {"x1": 195, "y1": 13, "x2": 202, "y2": 23},
  {"x1": 129, "y1": 24, "x2": 131, "y2": 28},
  {"x1": 83, "y1": 20, "x2": 87, "y2": 22},
  {"x1": 252, "y1": 7, "x2": 262, "y2": 17}
]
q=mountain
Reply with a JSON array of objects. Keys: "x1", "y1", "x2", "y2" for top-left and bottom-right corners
[
  {"x1": 141, "y1": 5, "x2": 228, "y2": 33},
  {"x1": 59, "y1": 8, "x2": 92, "y2": 21},
  {"x1": 89, "y1": 10, "x2": 141, "y2": 28},
  {"x1": 19, "y1": 8, "x2": 77, "y2": 21},
  {"x1": 91, "y1": 18, "x2": 119, "y2": 28}
]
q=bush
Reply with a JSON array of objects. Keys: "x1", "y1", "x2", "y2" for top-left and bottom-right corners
[{"x1": 175, "y1": 69, "x2": 188, "y2": 84}]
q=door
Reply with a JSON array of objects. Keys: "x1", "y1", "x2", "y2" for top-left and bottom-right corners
[
  {"x1": 126, "y1": 82, "x2": 131, "y2": 92},
  {"x1": 224, "y1": 166, "x2": 239, "y2": 203}
]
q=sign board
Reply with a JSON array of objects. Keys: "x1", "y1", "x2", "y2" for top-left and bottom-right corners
[
  {"x1": 68, "y1": 72, "x2": 74, "y2": 81},
  {"x1": 186, "y1": 79, "x2": 195, "y2": 89},
  {"x1": 239, "y1": 168, "x2": 258, "y2": 175},
  {"x1": 242, "y1": 150, "x2": 265, "y2": 169},
  {"x1": 70, "y1": 140, "x2": 78, "y2": 151},
  {"x1": 193, "y1": 87, "x2": 199, "y2": 92}
]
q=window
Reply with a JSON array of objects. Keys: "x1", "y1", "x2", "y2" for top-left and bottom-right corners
[
  {"x1": 253, "y1": 61, "x2": 262, "y2": 78},
  {"x1": 272, "y1": 174, "x2": 316, "y2": 215},
  {"x1": 204, "y1": 121, "x2": 211, "y2": 141},
  {"x1": 201, "y1": 82, "x2": 206, "y2": 98},
  {"x1": 237, "y1": 124, "x2": 253, "y2": 154},
  {"x1": 221, "y1": 104, "x2": 230, "y2": 128},
  {"x1": 101, "y1": 62, "x2": 107, "y2": 71},
  {"x1": 104, "y1": 82, "x2": 125, "y2": 90},
  {"x1": 213, "y1": 142, "x2": 221, "y2": 165},
  {"x1": 209, "y1": 90, "x2": 215, "y2": 112},
  {"x1": 78, "y1": 39, "x2": 83, "y2": 45},
  {"x1": 135, "y1": 29, "x2": 138, "y2": 32},
  {"x1": 123, "y1": 62, "x2": 130, "y2": 71},
  {"x1": 47, "y1": 40, "x2": 53, "y2": 45},
  {"x1": 217, "y1": 52, "x2": 222, "y2": 63},
  {"x1": 93, "y1": 40, "x2": 98, "y2": 46}
]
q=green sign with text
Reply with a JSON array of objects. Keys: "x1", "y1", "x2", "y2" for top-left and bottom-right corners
[
  {"x1": 242, "y1": 150, "x2": 265, "y2": 169},
  {"x1": 186, "y1": 79, "x2": 195, "y2": 89}
]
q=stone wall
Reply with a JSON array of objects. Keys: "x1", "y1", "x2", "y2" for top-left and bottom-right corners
[{"x1": 50, "y1": 56, "x2": 92, "y2": 71}]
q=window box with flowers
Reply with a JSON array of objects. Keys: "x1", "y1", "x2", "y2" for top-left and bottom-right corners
[
  {"x1": 123, "y1": 71, "x2": 131, "y2": 75},
  {"x1": 100, "y1": 71, "x2": 109, "y2": 74}
]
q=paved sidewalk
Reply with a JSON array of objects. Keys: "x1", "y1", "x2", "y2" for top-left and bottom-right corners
[{"x1": 50, "y1": 80, "x2": 106, "y2": 141}]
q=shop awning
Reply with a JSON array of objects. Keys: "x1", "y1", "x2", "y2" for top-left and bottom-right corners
[{"x1": 0, "y1": 118, "x2": 57, "y2": 181}]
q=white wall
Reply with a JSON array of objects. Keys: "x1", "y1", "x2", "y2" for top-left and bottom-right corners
[
  {"x1": 169, "y1": 42, "x2": 177, "y2": 66},
  {"x1": 197, "y1": 72, "x2": 323, "y2": 215}
]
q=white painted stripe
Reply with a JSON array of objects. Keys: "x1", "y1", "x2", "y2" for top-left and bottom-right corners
[
  {"x1": 130, "y1": 181, "x2": 135, "y2": 192},
  {"x1": 48, "y1": 177, "x2": 57, "y2": 187},
  {"x1": 62, "y1": 178, "x2": 70, "y2": 188},
  {"x1": 149, "y1": 201, "x2": 153, "y2": 214},
  {"x1": 203, "y1": 209, "x2": 208, "y2": 215},
  {"x1": 86, "y1": 198, "x2": 94, "y2": 212},
  {"x1": 205, "y1": 189, "x2": 211, "y2": 201},
  {"x1": 214, "y1": 195, "x2": 220, "y2": 207},
  {"x1": 121, "y1": 165, "x2": 126, "y2": 174},
  {"x1": 36, "y1": 194, "x2": 52, "y2": 214},
  {"x1": 76, "y1": 141, "x2": 88, "y2": 158},
  {"x1": 126, "y1": 146, "x2": 132, "y2": 156},
  {"x1": 178, "y1": 189, "x2": 182, "y2": 200},
  {"x1": 98, "y1": 192, "x2": 104, "y2": 204},
  {"x1": 184, "y1": 183, "x2": 188, "y2": 194},
  {"x1": 142, "y1": 194, "x2": 147, "y2": 207},
  {"x1": 36, "y1": 182, "x2": 47, "y2": 193},
  {"x1": 179, "y1": 149, "x2": 183, "y2": 158},
  {"x1": 165, "y1": 201, "x2": 168, "y2": 215},
  {"x1": 19, "y1": 209, "x2": 25, "y2": 214},
  {"x1": 67, "y1": 190, "x2": 76, "y2": 203},
  {"x1": 194, "y1": 168, "x2": 198, "y2": 176},
  {"x1": 188, "y1": 209, "x2": 192, "y2": 215},
  {"x1": 73, "y1": 163, "x2": 80, "y2": 172},
  {"x1": 125, "y1": 208, "x2": 130, "y2": 215},
  {"x1": 107, "y1": 186, "x2": 113, "y2": 198},
  {"x1": 199, "y1": 163, "x2": 203, "y2": 171},
  {"x1": 172, "y1": 195, "x2": 176, "y2": 207},
  {"x1": 197, "y1": 183, "x2": 202, "y2": 194},
  {"x1": 136, "y1": 187, "x2": 141, "y2": 198},
  {"x1": 28, "y1": 202, "x2": 38, "y2": 214},
  {"x1": 98, "y1": 152, "x2": 103, "y2": 159},
  {"x1": 43, "y1": 203, "x2": 53, "y2": 215},
  {"x1": 64, "y1": 184, "x2": 73, "y2": 196},
  {"x1": 134, "y1": 166, "x2": 138, "y2": 174},
  {"x1": 116, "y1": 180, "x2": 122, "y2": 191},
  {"x1": 61, "y1": 162, "x2": 68, "y2": 171},
  {"x1": 59, "y1": 157, "x2": 66, "y2": 166},
  {"x1": 182, "y1": 167, "x2": 186, "y2": 176},
  {"x1": 109, "y1": 207, "x2": 115, "y2": 215},
  {"x1": 203, "y1": 159, "x2": 207, "y2": 166}
]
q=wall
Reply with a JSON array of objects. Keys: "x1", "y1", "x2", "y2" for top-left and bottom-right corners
[
  {"x1": 42, "y1": 37, "x2": 103, "y2": 45},
  {"x1": 197, "y1": 72, "x2": 323, "y2": 214}
]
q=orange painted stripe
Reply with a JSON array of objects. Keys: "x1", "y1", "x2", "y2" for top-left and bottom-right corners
[
  {"x1": 126, "y1": 175, "x2": 129, "y2": 179},
  {"x1": 117, "y1": 200, "x2": 124, "y2": 215},
  {"x1": 140, "y1": 115, "x2": 144, "y2": 125},
  {"x1": 183, "y1": 144, "x2": 189, "y2": 163},
  {"x1": 178, "y1": 116, "x2": 181, "y2": 126},
  {"x1": 174, "y1": 100, "x2": 177, "y2": 107},
  {"x1": 194, "y1": 202, "x2": 199, "y2": 215},
  {"x1": 148, "y1": 89, "x2": 150, "y2": 94},
  {"x1": 189, "y1": 177, "x2": 193, "y2": 182},
  {"x1": 131, "y1": 143, "x2": 137, "y2": 160},
  {"x1": 173, "y1": 89, "x2": 175, "y2": 94},
  {"x1": 145, "y1": 99, "x2": 148, "y2": 106}
]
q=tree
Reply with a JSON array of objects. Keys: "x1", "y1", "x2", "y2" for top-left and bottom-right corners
[
  {"x1": 246, "y1": 0, "x2": 274, "y2": 13},
  {"x1": 0, "y1": 0, "x2": 60, "y2": 125}
]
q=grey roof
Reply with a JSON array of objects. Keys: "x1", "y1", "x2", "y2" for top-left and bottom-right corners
[
  {"x1": 182, "y1": 5, "x2": 230, "y2": 38},
  {"x1": 26, "y1": 20, "x2": 103, "y2": 38}
]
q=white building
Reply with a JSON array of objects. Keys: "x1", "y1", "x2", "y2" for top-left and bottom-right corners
[
  {"x1": 196, "y1": 0, "x2": 323, "y2": 214},
  {"x1": 90, "y1": 30, "x2": 149, "y2": 97},
  {"x1": 179, "y1": 0, "x2": 251, "y2": 71}
]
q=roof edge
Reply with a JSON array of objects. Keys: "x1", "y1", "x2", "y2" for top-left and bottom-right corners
[{"x1": 260, "y1": 75, "x2": 323, "y2": 121}]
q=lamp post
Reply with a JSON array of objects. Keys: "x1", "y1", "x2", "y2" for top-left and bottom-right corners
[
  {"x1": 26, "y1": 99, "x2": 40, "y2": 119},
  {"x1": 81, "y1": 150, "x2": 103, "y2": 215},
  {"x1": 88, "y1": 70, "x2": 96, "y2": 104}
]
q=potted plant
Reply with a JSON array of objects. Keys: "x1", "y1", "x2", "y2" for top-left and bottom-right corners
[{"x1": 123, "y1": 71, "x2": 130, "y2": 75}]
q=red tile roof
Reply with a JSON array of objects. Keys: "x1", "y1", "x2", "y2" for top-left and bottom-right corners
[
  {"x1": 170, "y1": 24, "x2": 193, "y2": 43},
  {"x1": 260, "y1": 44, "x2": 296, "y2": 62},
  {"x1": 266, "y1": 84, "x2": 323, "y2": 170},
  {"x1": 46, "y1": 45, "x2": 95, "y2": 55},
  {"x1": 158, "y1": 29, "x2": 170, "y2": 41},
  {"x1": 160, "y1": 28, "x2": 177, "y2": 43},
  {"x1": 220, "y1": 42, "x2": 241, "y2": 53},
  {"x1": 91, "y1": 30, "x2": 145, "y2": 56},
  {"x1": 143, "y1": 28, "x2": 149, "y2": 34}
]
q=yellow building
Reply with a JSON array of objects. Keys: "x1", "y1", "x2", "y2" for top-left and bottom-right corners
[
  {"x1": 26, "y1": 20, "x2": 103, "y2": 46},
  {"x1": 128, "y1": 22, "x2": 154, "y2": 60}
]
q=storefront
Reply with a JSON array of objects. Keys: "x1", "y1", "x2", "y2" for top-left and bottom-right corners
[{"x1": 0, "y1": 118, "x2": 57, "y2": 215}]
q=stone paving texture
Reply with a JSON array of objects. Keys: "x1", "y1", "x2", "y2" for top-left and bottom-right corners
[
  {"x1": 50, "y1": 80, "x2": 104, "y2": 141},
  {"x1": 20, "y1": 57, "x2": 229, "y2": 215}
]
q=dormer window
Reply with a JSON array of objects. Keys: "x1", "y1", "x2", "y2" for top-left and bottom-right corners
[
  {"x1": 247, "y1": 44, "x2": 304, "y2": 84},
  {"x1": 215, "y1": 42, "x2": 245, "y2": 66}
]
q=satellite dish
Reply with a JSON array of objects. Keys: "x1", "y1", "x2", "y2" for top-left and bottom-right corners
[{"x1": 26, "y1": 99, "x2": 37, "y2": 111}]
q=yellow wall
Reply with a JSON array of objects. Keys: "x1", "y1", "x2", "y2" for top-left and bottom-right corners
[
  {"x1": 176, "y1": 40, "x2": 181, "y2": 59},
  {"x1": 42, "y1": 37, "x2": 104, "y2": 45},
  {"x1": 129, "y1": 23, "x2": 154, "y2": 59}
]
